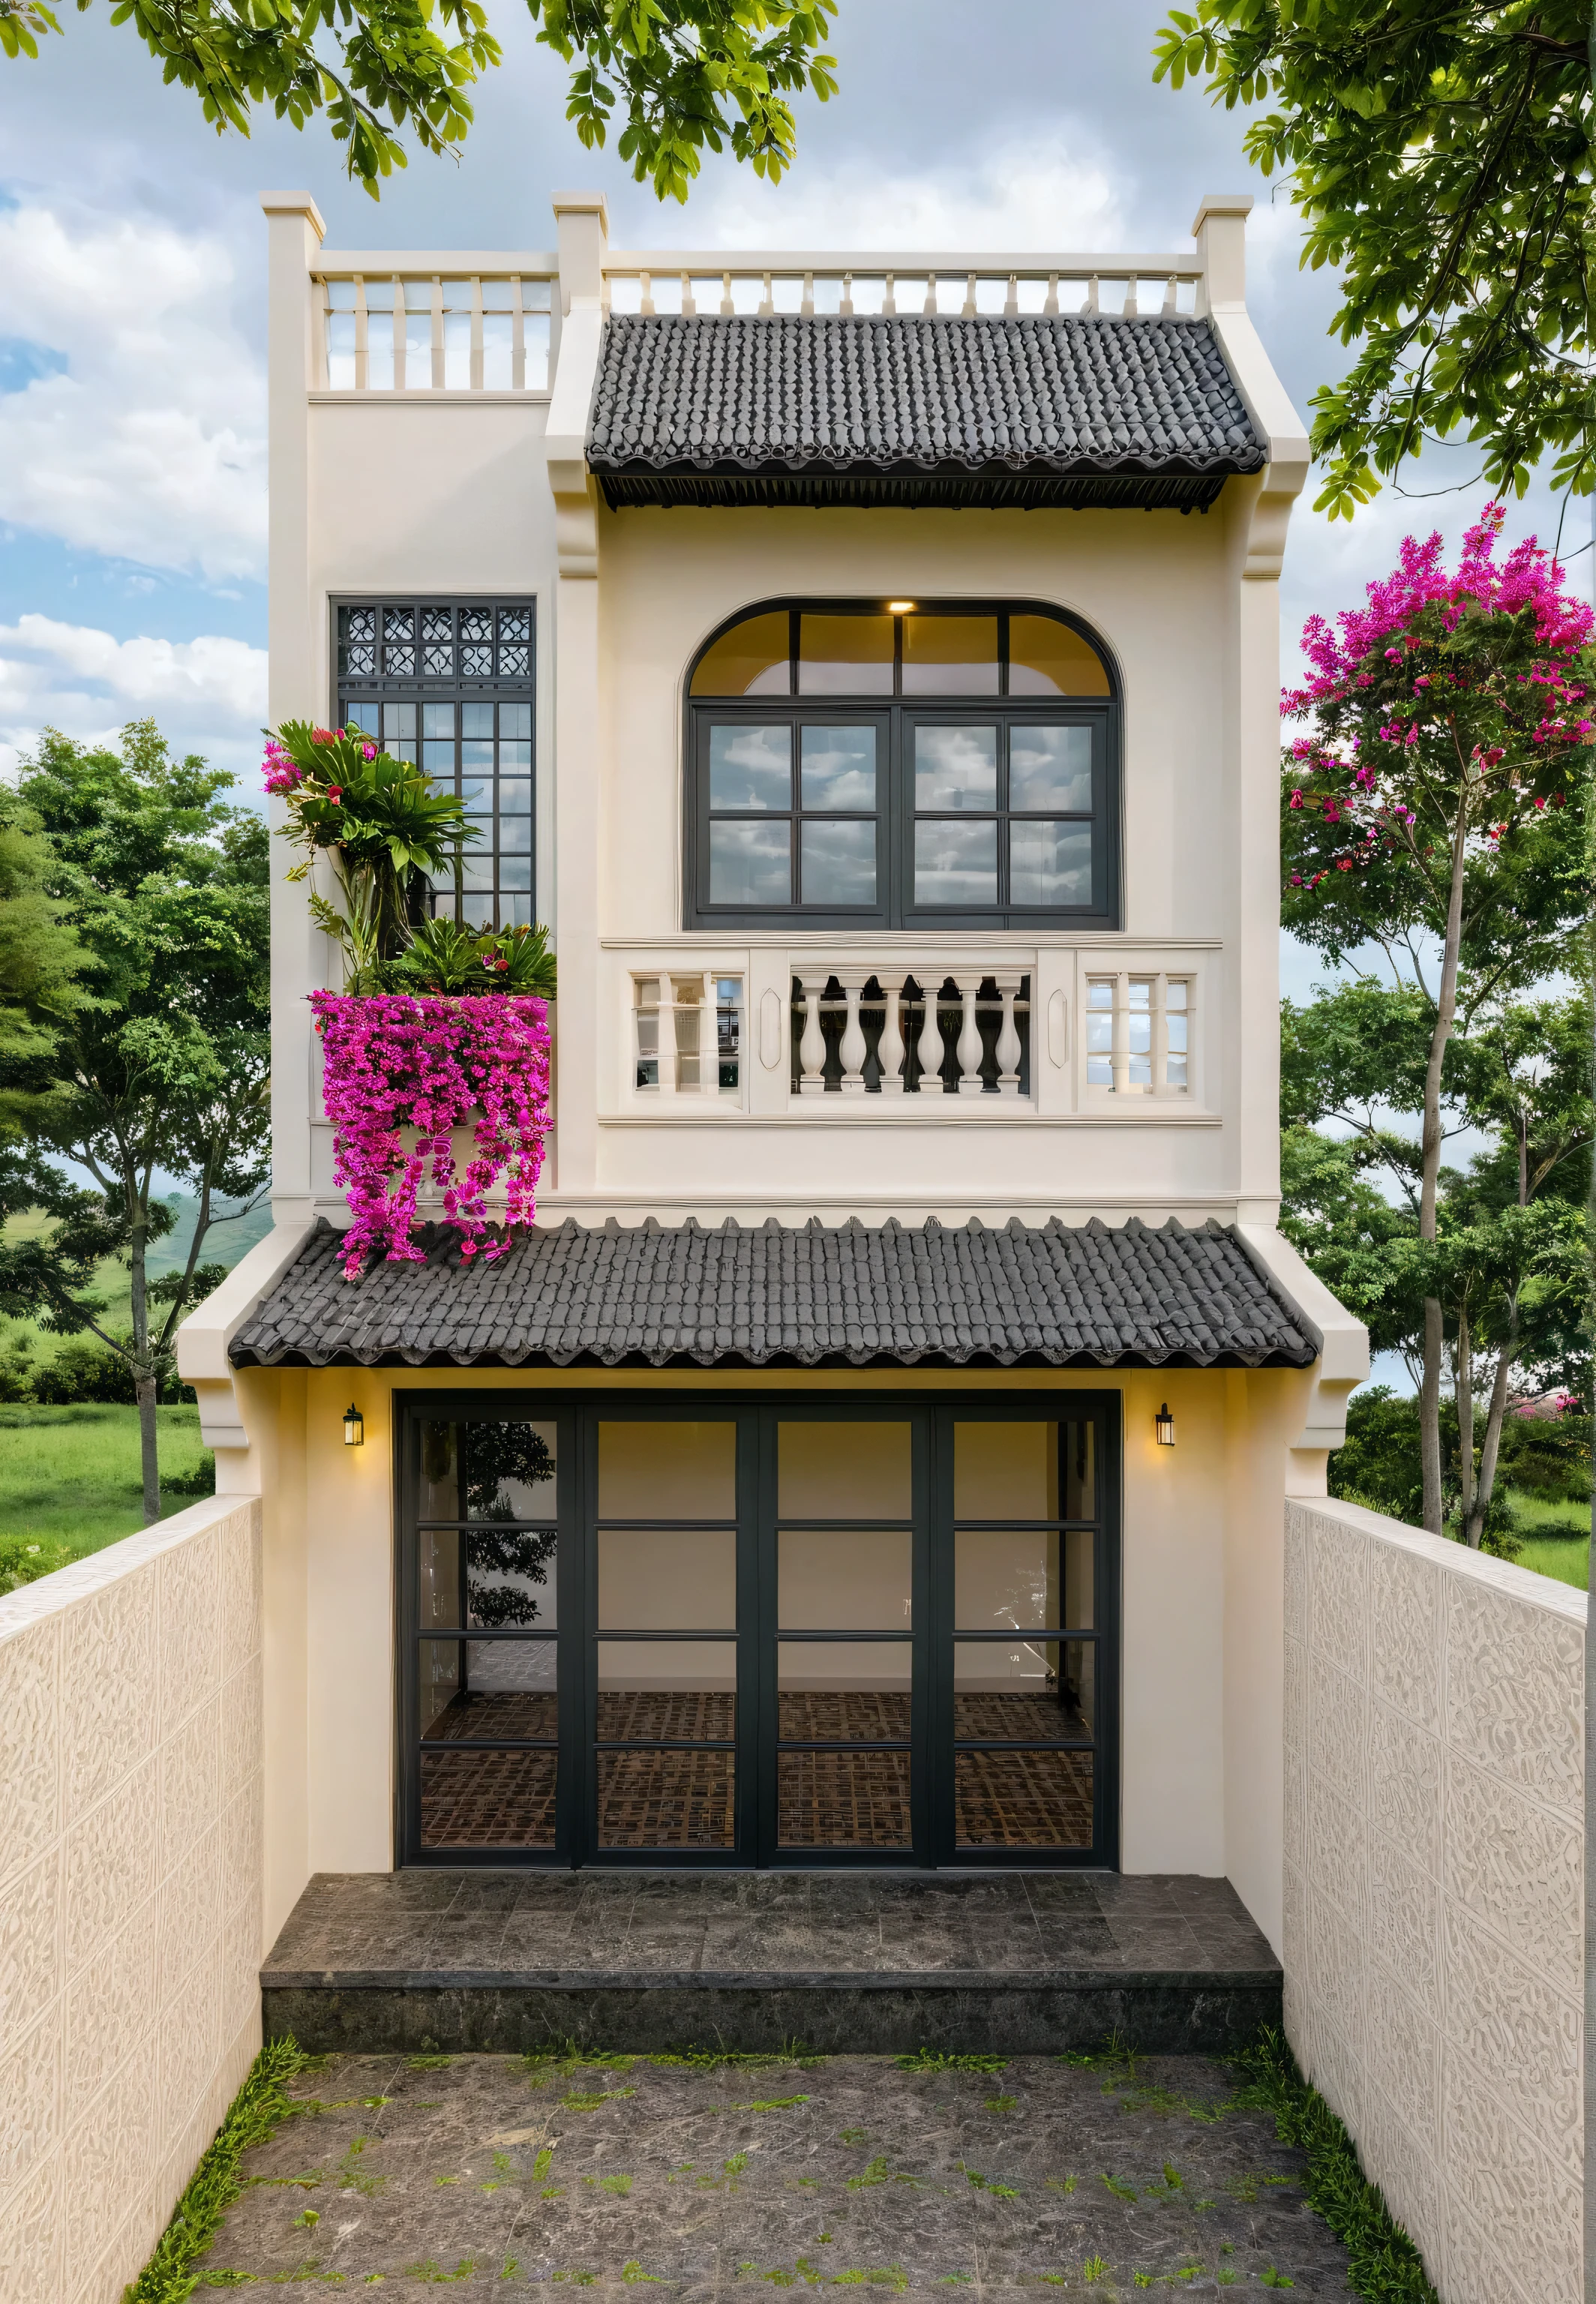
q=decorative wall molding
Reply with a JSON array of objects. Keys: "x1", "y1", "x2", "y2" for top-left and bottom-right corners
[
  {"x1": 1284, "y1": 1496, "x2": 1583, "y2": 2304},
  {"x1": 0, "y1": 1496, "x2": 265, "y2": 2304}
]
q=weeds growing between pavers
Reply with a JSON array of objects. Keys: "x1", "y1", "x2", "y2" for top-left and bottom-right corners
[{"x1": 177, "y1": 2038, "x2": 1373, "y2": 2294}]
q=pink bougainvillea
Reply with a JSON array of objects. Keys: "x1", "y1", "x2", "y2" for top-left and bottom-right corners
[{"x1": 310, "y1": 992, "x2": 550, "y2": 1275}]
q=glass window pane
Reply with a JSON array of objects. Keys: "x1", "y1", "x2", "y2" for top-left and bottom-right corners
[
  {"x1": 902, "y1": 614, "x2": 999, "y2": 695},
  {"x1": 778, "y1": 1531, "x2": 911, "y2": 1630},
  {"x1": 1010, "y1": 822, "x2": 1092, "y2": 907},
  {"x1": 422, "y1": 1748, "x2": 556, "y2": 1848},
  {"x1": 1009, "y1": 726, "x2": 1092, "y2": 812},
  {"x1": 710, "y1": 820, "x2": 790, "y2": 906},
  {"x1": 597, "y1": 1750, "x2": 735, "y2": 1848},
  {"x1": 500, "y1": 818, "x2": 532, "y2": 856},
  {"x1": 423, "y1": 703, "x2": 455, "y2": 739},
  {"x1": 596, "y1": 1644, "x2": 736, "y2": 1740},
  {"x1": 422, "y1": 741, "x2": 454, "y2": 777},
  {"x1": 458, "y1": 1423, "x2": 556, "y2": 1520},
  {"x1": 954, "y1": 1749, "x2": 1093, "y2": 1846},
  {"x1": 421, "y1": 1639, "x2": 557, "y2": 1738},
  {"x1": 778, "y1": 1750, "x2": 910, "y2": 1846},
  {"x1": 460, "y1": 740, "x2": 494, "y2": 772},
  {"x1": 692, "y1": 612, "x2": 791, "y2": 698},
  {"x1": 341, "y1": 700, "x2": 379, "y2": 737},
  {"x1": 778, "y1": 1420, "x2": 910, "y2": 1519},
  {"x1": 598, "y1": 1421, "x2": 736, "y2": 1519},
  {"x1": 709, "y1": 724, "x2": 792, "y2": 812},
  {"x1": 384, "y1": 702, "x2": 417, "y2": 743},
  {"x1": 778, "y1": 1644, "x2": 913, "y2": 1740},
  {"x1": 502, "y1": 702, "x2": 532, "y2": 740},
  {"x1": 461, "y1": 701, "x2": 494, "y2": 739},
  {"x1": 800, "y1": 819, "x2": 876, "y2": 906},
  {"x1": 914, "y1": 725, "x2": 997, "y2": 812},
  {"x1": 955, "y1": 1643, "x2": 1093, "y2": 1742},
  {"x1": 498, "y1": 778, "x2": 532, "y2": 814},
  {"x1": 954, "y1": 1532, "x2": 1064, "y2": 1631},
  {"x1": 598, "y1": 1529, "x2": 736, "y2": 1630},
  {"x1": 800, "y1": 726, "x2": 876, "y2": 812},
  {"x1": 460, "y1": 778, "x2": 492, "y2": 812},
  {"x1": 799, "y1": 614, "x2": 895, "y2": 696},
  {"x1": 1009, "y1": 614, "x2": 1111, "y2": 698},
  {"x1": 915, "y1": 820, "x2": 997, "y2": 907}
]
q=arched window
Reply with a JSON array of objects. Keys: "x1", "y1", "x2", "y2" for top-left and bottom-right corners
[{"x1": 685, "y1": 602, "x2": 1119, "y2": 929}]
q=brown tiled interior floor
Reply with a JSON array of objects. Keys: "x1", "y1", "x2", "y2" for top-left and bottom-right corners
[{"x1": 420, "y1": 1688, "x2": 1092, "y2": 1850}]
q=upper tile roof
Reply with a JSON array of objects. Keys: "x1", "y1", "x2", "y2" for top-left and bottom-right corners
[
  {"x1": 586, "y1": 312, "x2": 1264, "y2": 511},
  {"x1": 229, "y1": 1215, "x2": 1319, "y2": 1372}
]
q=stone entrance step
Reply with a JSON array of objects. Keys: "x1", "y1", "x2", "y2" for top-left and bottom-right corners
[{"x1": 262, "y1": 1872, "x2": 1281, "y2": 2056}]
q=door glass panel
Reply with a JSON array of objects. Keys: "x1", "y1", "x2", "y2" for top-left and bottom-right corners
[
  {"x1": 598, "y1": 1422, "x2": 736, "y2": 1519},
  {"x1": 1008, "y1": 615, "x2": 1111, "y2": 698},
  {"x1": 954, "y1": 1672, "x2": 1082, "y2": 1744},
  {"x1": 598, "y1": 1530, "x2": 736, "y2": 1630},
  {"x1": 779, "y1": 1532, "x2": 910, "y2": 1630},
  {"x1": 419, "y1": 1528, "x2": 459, "y2": 1629},
  {"x1": 597, "y1": 1751, "x2": 735, "y2": 1847},
  {"x1": 955, "y1": 1750, "x2": 1093, "y2": 1846},
  {"x1": 798, "y1": 614, "x2": 894, "y2": 695},
  {"x1": 778, "y1": 1750, "x2": 911, "y2": 1846},
  {"x1": 778, "y1": 1420, "x2": 910, "y2": 1519},
  {"x1": 953, "y1": 1420, "x2": 1095, "y2": 1520},
  {"x1": 692, "y1": 613, "x2": 791, "y2": 697},
  {"x1": 422, "y1": 1749, "x2": 557, "y2": 1847},
  {"x1": 421, "y1": 1639, "x2": 557, "y2": 1738},
  {"x1": 914, "y1": 725, "x2": 997, "y2": 811},
  {"x1": 800, "y1": 727, "x2": 876, "y2": 810},
  {"x1": 954, "y1": 1531, "x2": 1060, "y2": 1631},
  {"x1": 778, "y1": 1642, "x2": 912, "y2": 1739},
  {"x1": 466, "y1": 1531, "x2": 556, "y2": 1628},
  {"x1": 903, "y1": 615, "x2": 999, "y2": 695},
  {"x1": 710, "y1": 724, "x2": 792, "y2": 809},
  {"x1": 596, "y1": 1641, "x2": 736, "y2": 1738},
  {"x1": 454, "y1": 1423, "x2": 557, "y2": 1520},
  {"x1": 419, "y1": 1423, "x2": 460, "y2": 1520}
]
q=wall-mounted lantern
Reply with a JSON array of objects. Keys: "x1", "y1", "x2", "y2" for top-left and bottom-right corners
[
  {"x1": 1154, "y1": 1402, "x2": 1175, "y2": 1448},
  {"x1": 343, "y1": 1403, "x2": 365, "y2": 1448}
]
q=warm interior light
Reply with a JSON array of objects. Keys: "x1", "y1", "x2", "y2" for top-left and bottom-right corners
[
  {"x1": 343, "y1": 1403, "x2": 365, "y2": 1448},
  {"x1": 886, "y1": 600, "x2": 916, "y2": 612},
  {"x1": 1154, "y1": 1403, "x2": 1175, "y2": 1448}
]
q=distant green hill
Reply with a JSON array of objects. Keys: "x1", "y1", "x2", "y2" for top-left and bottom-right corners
[{"x1": 2, "y1": 1187, "x2": 276, "y2": 1365}]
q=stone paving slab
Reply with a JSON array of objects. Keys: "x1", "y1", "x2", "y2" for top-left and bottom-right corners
[{"x1": 192, "y1": 2046, "x2": 1354, "y2": 2297}]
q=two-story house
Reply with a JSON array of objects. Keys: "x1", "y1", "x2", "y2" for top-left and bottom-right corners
[{"x1": 178, "y1": 188, "x2": 1366, "y2": 1969}]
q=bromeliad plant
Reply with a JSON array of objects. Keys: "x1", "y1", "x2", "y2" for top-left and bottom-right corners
[{"x1": 266, "y1": 721, "x2": 478, "y2": 990}]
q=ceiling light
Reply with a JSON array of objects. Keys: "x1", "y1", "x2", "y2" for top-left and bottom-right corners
[{"x1": 887, "y1": 601, "x2": 916, "y2": 612}]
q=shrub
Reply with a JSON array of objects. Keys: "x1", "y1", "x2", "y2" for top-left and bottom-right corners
[
  {"x1": 0, "y1": 1537, "x2": 72, "y2": 1592},
  {"x1": 30, "y1": 1336, "x2": 137, "y2": 1405}
]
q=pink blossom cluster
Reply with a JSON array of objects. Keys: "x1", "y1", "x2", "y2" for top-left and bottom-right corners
[
  {"x1": 310, "y1": 992, "x2": 551, "y2": 1276},
  {"x1": 262, "y1": 737, "x2": 303, "y2": 797},
  {"x1": 1284, "y1": 502, "x2": 1594, "y2": 718}
]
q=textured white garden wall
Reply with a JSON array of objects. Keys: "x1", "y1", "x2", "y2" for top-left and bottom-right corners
[
  {"x1": 0, "y1": 1494, "x2": 265, "y2": 2304},
  {"x1": 1283, "y1": 1495, "x2": 1583, "y2": 2304}
]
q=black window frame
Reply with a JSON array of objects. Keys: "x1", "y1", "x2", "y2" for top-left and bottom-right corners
[
  {"x1": 395, "y1": 1387, "x2": 1122, "y2": 1873},
  {"x1": 684, "y1": 602, "x2": 1121, "y2": 932},
  {"x1": 332, "y1": 594, "x2": 538, "y2": 933}
]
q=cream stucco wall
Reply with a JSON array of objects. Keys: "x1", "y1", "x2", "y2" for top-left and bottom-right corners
[{"x1": 230, "y1": 1359, "x2": 1312, "y2": 1948}]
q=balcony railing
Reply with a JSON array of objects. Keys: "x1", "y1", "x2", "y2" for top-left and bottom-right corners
[
  {"x1": 315, "y1": 271, "x2": 557, "y2": 392},
  {"x1": 602, "y1": 254, "x2": 1204, "y2": 321},
  {"x1": 792, "y1": 968, "x2": 1030, "y2": 1096}
]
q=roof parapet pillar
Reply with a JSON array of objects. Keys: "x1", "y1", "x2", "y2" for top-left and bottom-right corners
[
  {"x1": 1190, "y1": 192, "x2": 1251, "y2": 309},
  {"x1": 554, "y1": 189, "x2": 610, "y2": 314}
]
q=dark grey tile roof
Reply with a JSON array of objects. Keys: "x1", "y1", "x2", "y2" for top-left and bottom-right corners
[
  {"x1": 586, "y1": 313, "x2": 1264, "y2": 512},
  {"x1": 230, "y1": 1216, "x2": 1318, "y2": 1372}
]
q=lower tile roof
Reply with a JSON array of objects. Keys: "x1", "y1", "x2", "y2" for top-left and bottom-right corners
[{"x1": 228, "y1": 1216, "x2": 1319, "y2": 1372}]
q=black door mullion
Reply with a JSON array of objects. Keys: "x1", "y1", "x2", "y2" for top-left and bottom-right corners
[
  {"x1": 738, "y1": 1408, "x2": 764, "y2": 1864},
  {"x1": 925, "y1": 1406, "x2": 952, "y2": 1867}
]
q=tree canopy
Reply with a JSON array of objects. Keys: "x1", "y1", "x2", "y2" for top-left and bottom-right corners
[
  {"x1": 1154, "y1": 2, "x2": 1592, "y2": 517},
  {"x1": 2, "y1": 0, "x2": 837, "y2": 200}
]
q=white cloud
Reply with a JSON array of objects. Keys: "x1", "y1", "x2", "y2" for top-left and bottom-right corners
[
  {"x1": 0, "y1": 202, "x2": 266, "y2": 580},
  {"x1": 0, "y1": 612, "x2": 267, "y2": 784},
  {"x1": 689, "y1": 134, "x2": 1128, "y2": 254}
]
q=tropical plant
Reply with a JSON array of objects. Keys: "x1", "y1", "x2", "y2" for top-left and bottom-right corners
[
  {"x1": 1280, "y1": 506, "x2": 1592, "y2": 1533},
  {"x1": 267, "y1": 722, "x2": 477, "y2": 992},
  {"x1": 1153, "y1": 2, "x2": 1592, "y2": 518},
  {"x1": 2, "y1": 0, "x2": 837, "y2": 202},
  {"x1": 392, "y1": 915, "x2": 558, "y2": 998}
]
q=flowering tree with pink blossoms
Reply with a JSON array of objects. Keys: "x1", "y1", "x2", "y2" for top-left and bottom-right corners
[{"x1": 1281, "y1": 502, "x2": 1592, "y2": 1534}]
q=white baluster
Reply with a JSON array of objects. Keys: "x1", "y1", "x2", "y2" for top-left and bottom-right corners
[
  {"x1": 962, "y1": 272, "x2": 978, "y2": 316},
  {"x1": 1043, "y1": 273, "x2": 1060, "y2": 316},
  {"x1": 956, "y1": 980, "x2": 986, "y2": 1096},
  {"x1": 1162, "y1": 274, "x2": 1178, "y2": 316},
  {"x1": 839, "y1": 272, "x2": 854, "y2": 317},
  {"x1": 1004, "y1": 273, "x2": 1019, "y2": 315},
  {"x1": 1082, "y1": 274, "x2": 1100, "y2": 315},
  {"x1": 797, "y1": 980, "x2": 827, "y2": 1096},
  {"x1": 915, "y1": 981, "x2": 943, "y2": 1094},
  {"x1": 802, "y1": 270, "x2": 815, "y2": 317},
  {"x1": 1124, "y1": 275, "x2": 1138, "y2": 318},
  {"x1": 922, "y1": 276, "x2": 938, "y2": 316},
  {"x1": 640, "y1": 271, "x2": 656, "y2": 316},
  {"x1": 759, "y1": 270, "x2": 774, "y2": 316},
  {"x1": 354, "y1": 276, "x2": 369, "y2": 390},
  {"x1": 837, "y1": 974, "x2": 869, "y2": 1096},
  {"x1": 877, "y1": 977, "x2": 906, "y2": 1094},
  {"x1": 994, "y1": 972, "x2": 1024, "y2": 1096},
  {"x1": 680, "y1": 271, "x2": 695, "y2": 316},
  {"x1": 881, "y1": 273, "x2": 897, "y2": 316}
]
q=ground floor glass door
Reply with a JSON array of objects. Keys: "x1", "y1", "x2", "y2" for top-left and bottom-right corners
[{"x1": 398, "y1": 1392, "x2": 1118, "y2": 1868}]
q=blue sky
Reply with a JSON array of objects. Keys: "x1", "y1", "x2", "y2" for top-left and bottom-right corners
[{"x1": 0, "y1": 1, "x2": 1571, "y2": 958}]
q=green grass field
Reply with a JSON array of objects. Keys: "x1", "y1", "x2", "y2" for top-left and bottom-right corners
[{"x1": 0, "y1": 1405, "x2": 212, "y2": 1558}]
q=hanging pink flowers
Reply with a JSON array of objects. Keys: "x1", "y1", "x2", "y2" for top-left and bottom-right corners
[{"x1": 311, "y1": 991, "x2": 551, "y2": 1276}]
